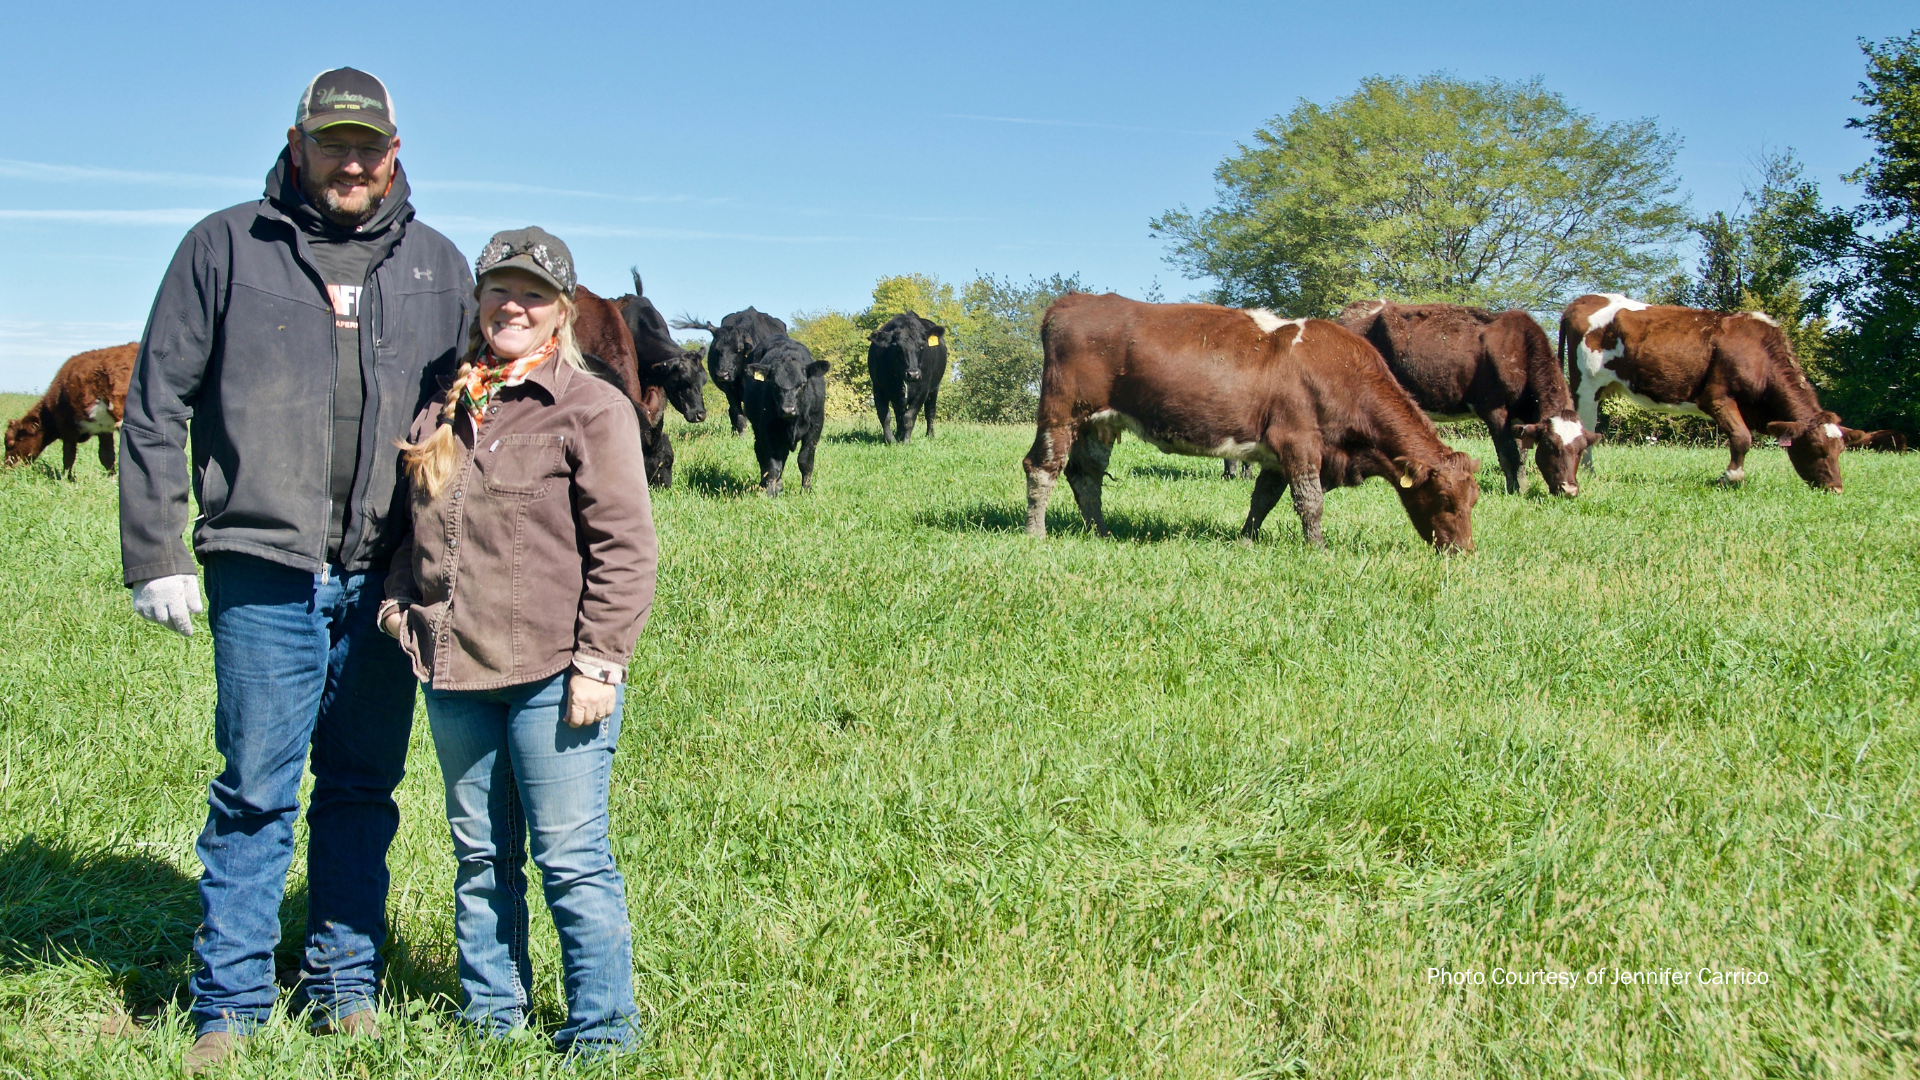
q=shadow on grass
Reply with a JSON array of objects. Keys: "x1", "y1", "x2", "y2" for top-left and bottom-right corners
[
  {"x1": 1125, "y1": 462, "x2": 1241, "y2": 481},
  {"x1": 914, "y1": 500, "x2": 1245, "y2": 543},
  {"x1": 0, "y1": 834, "x2": 199, "y2": 1015},
  {"x1": 678, "y1": 461, "x2": 763, "y2": 499},
  {"x1": 825, "y1": 428, "x2": 890, "y2": 446}
]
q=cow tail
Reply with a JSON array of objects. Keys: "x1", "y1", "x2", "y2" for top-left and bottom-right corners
[{"x1": 1558, "y1": 313, "x2": 1576, "y2": 396}]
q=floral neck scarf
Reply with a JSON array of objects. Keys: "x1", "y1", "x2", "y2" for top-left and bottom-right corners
[{"x1": 462, "y1": 339, "x2": 557, "y2": 425}]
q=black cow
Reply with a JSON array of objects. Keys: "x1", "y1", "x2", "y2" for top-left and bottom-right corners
[
  {"x1": 743, "y1": 338, "x2": 828, "y2": 496},
  {"x1": 611, "y1": 272, "x2": 710, "y2": 489},
  {"x1": 867, "y1": 311, "x2": 948, "y2": 443},
  {"x1": 675, "y1": 307, "x2": 789, "y2": 435}
]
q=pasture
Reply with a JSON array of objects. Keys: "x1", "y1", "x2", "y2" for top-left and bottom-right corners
[{"x1": 0, "y1": 394, "x2": 1915, "y2": 1078}]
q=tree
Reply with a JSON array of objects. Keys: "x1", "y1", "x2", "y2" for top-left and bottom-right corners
[
  {"x1": 948, "y1": 273, "x2": 1083, "y2": 423},
  {"x1": 791, "y1": 274, "x2": 967, "y2": 419},
  {"x1": 1793, "y1": 31, "x2": 1920, "y2": 432},
  {"x1": 1152, "y1": 74, "x2": 1690, "y2": 316}
]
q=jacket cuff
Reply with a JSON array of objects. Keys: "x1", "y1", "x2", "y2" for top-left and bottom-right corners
[
  {"x1": 376, "y1": 599, "x2": 408, "y2": 637},
  {"x1": 571, "y1": 652, "x2": 626, "y2": 685}
]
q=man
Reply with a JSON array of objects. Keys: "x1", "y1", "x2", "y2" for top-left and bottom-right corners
[{"x1": 118, "y1": 68, "x2": 472, "y2": 1071}]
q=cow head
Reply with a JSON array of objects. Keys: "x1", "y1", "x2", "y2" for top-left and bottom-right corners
[
  {"x1": 870, "y1": 316, "x2": 945, "y2": 383},
  {"x1": 1391, "y1": 450, "x2": 1480, "y2": 552},
  {"x1": 4, "y1": 407, "x2": 46, "y2": 466},
  {"x1": 1765, "y1": 411, "x2": 1854, "y2": 491},
  {"x1": 747, "y1": 355, "x2": 830, "y2": 418},
  {"x1": 656, "y1": 348, "x2": 710, "y2": 423},
  {"x1": 707, "y1": 322, "x2": 757, "y2": 386},
  {"x1": 1516, "y1": 413, "x2": 1600, "y2": 497}
]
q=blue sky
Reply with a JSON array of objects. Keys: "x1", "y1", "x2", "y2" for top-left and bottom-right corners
[{"x1": 1, "y1": 1, "x2": 1912, "y2": 390}]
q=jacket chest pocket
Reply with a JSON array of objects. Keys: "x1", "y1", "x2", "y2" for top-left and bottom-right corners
[{"x1": 477, "y1": 433, "x2": 566, "y2": 496}]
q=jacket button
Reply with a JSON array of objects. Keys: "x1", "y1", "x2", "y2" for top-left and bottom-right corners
[
  {"x1": 448, "y1": 537, "x2": 458, "y2": 548},
  {"x1": 488, "y1": 405, "x2": 499, "y2": 415},
  {"x1": 453, "y1": 490, "x2": 463, "y2": 500}
]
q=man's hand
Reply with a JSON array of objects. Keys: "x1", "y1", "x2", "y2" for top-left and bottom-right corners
[
  {"x1": 564, "y1": 673, "x2": 617, "y2": 728},
  {"x1": 130, "y1": 574, "x2": 205, "y2": 636}
]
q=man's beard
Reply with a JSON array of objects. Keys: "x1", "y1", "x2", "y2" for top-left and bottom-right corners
[{"x1": 299, "y1": 166, "x2": 385, "y2": 228}]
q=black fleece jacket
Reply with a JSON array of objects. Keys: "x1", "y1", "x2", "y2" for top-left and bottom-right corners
[{"x1": 119, "y1": 149, "x2": 474, "y2": 585}]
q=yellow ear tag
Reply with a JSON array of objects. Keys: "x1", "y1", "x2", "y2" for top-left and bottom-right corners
[
  {"x1": 752, "y1": 371, "x2": 766, "y2": 381},
  {"x1": 927, "y1": 335, "x2": 940, "y2": 346},
  {"x1": 1399, "y1": 475, "x2": 1415, "y2": 488}
]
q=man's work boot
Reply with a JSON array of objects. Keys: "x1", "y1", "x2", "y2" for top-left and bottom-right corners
[
  {"x1": 312, "y1": 1007, "x2": 379, "y2": 1038},
  {"x1": 184, "y1": 1030, "x2": 244, "y2": 1074}
]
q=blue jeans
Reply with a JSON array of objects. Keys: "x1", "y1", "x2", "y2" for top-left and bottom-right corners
[
  {"x1": 424, "y1": 672, "x2": 640, "y2": 1053},
  {"x1": 193, "y1": 554, "x2": 416, "y2": 1036}
]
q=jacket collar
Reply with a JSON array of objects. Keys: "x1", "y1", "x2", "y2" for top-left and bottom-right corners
[{"x1": 510, "y1": 347, "x2": 572, "y2": 402}]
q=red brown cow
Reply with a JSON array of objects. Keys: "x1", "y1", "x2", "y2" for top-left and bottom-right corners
[
  {"x1": 5, "y1": 342, "x2": 136, "y2": 477},
  {"x1": 1561, "y1": 294, "x2": 1850, "y2": 490},
  {"x1": 1024, "y1": 294, "x2": 1481, "y2": 551},
  {"x1": 572, "y1": 284, "x2": 673, "y2": 486},
  {"x1": 1840, "y1": 427, "x2": 1907, "y2": 453},
  {"x1": 1339, "y1": 300, "x2": 1598, "y2": 497}
]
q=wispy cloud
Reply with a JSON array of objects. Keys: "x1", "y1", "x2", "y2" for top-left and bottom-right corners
[
  {"x1": 414, "y1": 179, "x2": 725, "y2": 205},
  {"x1": 430, "y1": 214, "x2": 859, "y2": 245},
  {"x1": 0, "y1": 320, "x2": 147, "y2": 391},
  {"x1": 0, "y1": 208, "x2": 212, "y2": 226},
  {"x1": 0, "y1": 157, "x2": 253, "y2": 187},
  {"x1": 942, "y1": 113, "x2": 1236, "y2": 137}
]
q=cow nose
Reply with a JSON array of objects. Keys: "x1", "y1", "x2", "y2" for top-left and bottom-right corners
[{"x1": 1560, "y1": 482, "x2": 1578, "y2": 496}]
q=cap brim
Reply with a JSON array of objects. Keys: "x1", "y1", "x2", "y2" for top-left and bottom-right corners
[
  {"x1": 478, "y1": 256, "x2": 568, "y2": 296},
  {"x1": 301, "y1": 115, "x2": 397, "y2": 137}
]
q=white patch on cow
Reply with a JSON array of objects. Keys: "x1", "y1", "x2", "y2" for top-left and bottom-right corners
[
  {"x1": 1549, "y1": 416, "x2": 1585, "y2": 447},
  {"x1": 1246, "y1": 308, "x2": 1286, "y2": 334},
  {"x1": 1822, "y1": 422, "x2": 1843, "y2": 440},
  {"x1": 1088, "y1": 408, "x2": 1276, "y2": 464},
  {"x1": 1572, "y1": 293, "x2": 1655, "y2": 433},
  {"x1": 1724, "y1": 467, "x2": 1746, "y2": 483},
  {"x1": 77, "y1": 400, "x2": 117, "y2": 436},
  {"x1": 1743, "y1": 311, "x2": 1780, "y2": 327}
]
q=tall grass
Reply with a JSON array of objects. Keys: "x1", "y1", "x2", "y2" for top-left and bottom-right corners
[{"x1": 0, "y1": 412, "x2": 1914, "y2": 1078}]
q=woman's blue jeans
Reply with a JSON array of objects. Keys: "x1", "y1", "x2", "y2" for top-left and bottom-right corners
[{"x1": 423, "y1": 671, "x2": 641, "y2": 1053}]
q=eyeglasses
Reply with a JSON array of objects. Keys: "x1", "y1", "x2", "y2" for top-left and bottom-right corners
[{"x1": 303, "y1": 132, "x2": 393, "y2": 162}]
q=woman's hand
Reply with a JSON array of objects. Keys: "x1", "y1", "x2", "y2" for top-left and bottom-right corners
[
  {"x1": 565, "y1": 673, "x2": 618, "y2": 727},
  {"x1": 379, "y1": 608, "x2": 404, "y2": 639}
]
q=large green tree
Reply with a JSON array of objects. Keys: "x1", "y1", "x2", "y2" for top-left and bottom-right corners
[{"x1": 1152, "y1": 74, "x2": 1689, "y2": 316}]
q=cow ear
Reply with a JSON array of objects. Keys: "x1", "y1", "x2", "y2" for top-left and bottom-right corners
[
  {"x1": 806, "y1": 359, "x2": 831, "y2": 379},
  {"x1": 1392, "y1": 457, "x2": 1430, "y2": 488},
  {"x1": 1842, "y1": 426, "x2": 1872, "y2": 447},
  {"x1": 1580, "y1": 429, "x2": 1604, "y2": 451},
  {"x1": 1764, "y1": 420, "x2": 1803, "y2": 439},
  {"x1": 747, "y1": 364, "x2": 770, "y2": 382},
  {"x1": 1516, "y1": 423, "x2": 1543, "y2": 449}
]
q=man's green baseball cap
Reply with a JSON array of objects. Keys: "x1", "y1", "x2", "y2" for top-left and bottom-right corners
[{"x1": 295, "y1": 67, "x2": 397, "y2": 137}]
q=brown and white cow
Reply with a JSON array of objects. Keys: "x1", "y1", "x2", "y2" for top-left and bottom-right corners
[
  {"x1": 1560, "y1": 294, "x2": 1850, "y2": 490},
  {"x1": 1339, "y1": 300, "x2": 1598, "y2": 497},
  {"x1": 1024, "y1": 293, "x2": 1481, "y2": 551},
  {"x1": 1840, "y1": 427, "x2": 1906, "y2": 453},
  {"x1": 5, "y1": 342, "x2": 136, "y2": 477}
]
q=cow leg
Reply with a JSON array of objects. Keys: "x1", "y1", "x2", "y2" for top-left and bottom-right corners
[
  {"x1": 1705, "y1": 396, "x2": 1753, "y2": 484},
  {"x1": 798, "y1": 438, "x2": 818, "y2": 491},
  {"x1": 61, "y1": 439, "x2": 78, "y2": 479},
  {"x1": 1484, "y1": 411, "x2": 1521, "y2": 494},
  {"x1": 1239, "y1": 468, "x2": 1289, "y2": 539},
  {"x1": 875, "y1": 397, "x2": 894, "y2": 444},
  {"x1": 1574, "y1": 382, "x2": 1602, "y2": 471},
  {"x1": 758, "y1": 440, "x2": 785, "y2": 497},
  {"x1": 1023, "y1": 422, "x2": 1074, "y2": 537},
  {"x1": 1065, "y1": 430, "x2": 1113, "y2": 537},
  {"x1": 730, "y1": 390, "x2": 749, "y2": 435},
  {"x1": 922, "y1": 392, "x2": 937, "y2": 440},
  {"x1": 98, "y1": 433, "x2": 116, "y2": 475},
  {"x1": 898, "y1": 402, "x2": 916, "y2": 445},
  {"x1": 1290, "y1": 471, "x2": 1326, "y2": 547}
]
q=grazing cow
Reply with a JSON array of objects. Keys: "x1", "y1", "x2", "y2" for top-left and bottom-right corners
[
  {"x1": 5, "y1": 342, "x2": 136, "y2": 477},
  {"x1": 867, "y1": 311, "x2": 948, "y2": 443},
  {"x1": 1840, "y1": 427, "x2": 1907, "y2": 453},
  {"x1": 743, "y1": 338, "x2": 828, "y2": 497},
  {"x1": 1561, "y1": 294, "x2": 1850, "y2": 490},
  {"x1": 1024, "y1": 294, "x2": 1481, "y2": 551},
  {"x1": 675, "y1": 308, "x2": 789, "y2": 435},
  {"x1": 1339, "y1": 300, "x2": 1598, "y2": 497}
]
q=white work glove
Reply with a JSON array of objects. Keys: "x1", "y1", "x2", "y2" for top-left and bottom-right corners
[{"x1": 130, "y1": 574, "x2": 205, "y2": 637}]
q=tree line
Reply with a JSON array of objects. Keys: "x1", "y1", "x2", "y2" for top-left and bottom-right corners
[{"x1": 789, "y1": 31, "x2": 1917, "y2": 432}]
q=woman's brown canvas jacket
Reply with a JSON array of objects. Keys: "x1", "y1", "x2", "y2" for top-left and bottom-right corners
[{"x1": 385, "y1": 353, "x2": 656, "y2": 690}]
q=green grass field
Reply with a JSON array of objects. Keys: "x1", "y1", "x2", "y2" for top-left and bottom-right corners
[{"x1": 0, "y1": 400, "x2": 1915, "y2": 1078}]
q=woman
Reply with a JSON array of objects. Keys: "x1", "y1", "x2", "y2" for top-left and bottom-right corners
[{"x1": 380, "y1": 226, "x2": 656, "y2": 1054}]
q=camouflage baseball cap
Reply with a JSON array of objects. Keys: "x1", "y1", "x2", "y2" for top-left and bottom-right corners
[
  {"x1": 475, "y1": 227, "x2": 576, "y2": 297},
  {"x1": 295, "y1": 67, "x2": 397, "y2": 137}
]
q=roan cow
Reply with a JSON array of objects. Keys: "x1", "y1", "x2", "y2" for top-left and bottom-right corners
[
  {"x1": 5, "y1": 342, "x2": 136, "y2": 477},
  {"x1": 743, "y1": 338, "x2": 829, "y2": 497},
  {"x1": 1024, "y1": 294, "x2": 1481, "y2": 551},
  {"x1": 1561, "y1": 293, "x2": 1851, "y2": 490},
  {"x1": 675, "y1": 308, "x2": 789, "y2": 435},
  {"x1": 867, "y1": 311, "x2": 948, "y2": 443},
  {"x1": 1339, "y1": 300, "x2": 1598, "y2": 496}
]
